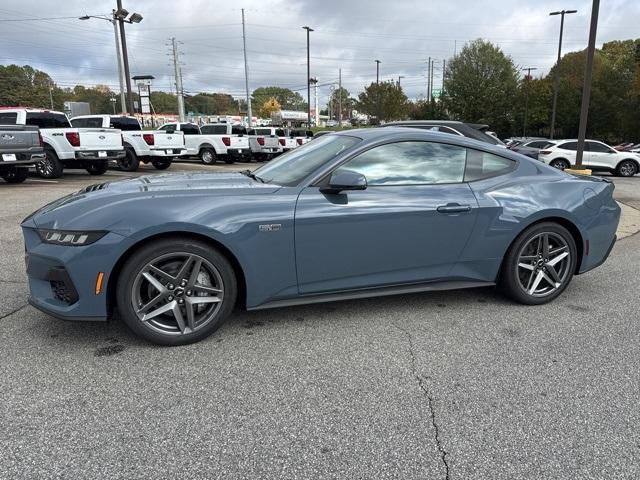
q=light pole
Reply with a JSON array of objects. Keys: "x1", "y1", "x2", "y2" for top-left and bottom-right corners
[
  {"x1": 549, "y1": 9, "x2": 577, "y2": 139},
  {"x1": 397, "y1": 75, "x2": 405, "y2": 88},
  {"x1": 110, "y1": 98, "x2": 117, "y2": 114},
  {"x1": 575, "y1": 0, "x2": 599, "y2": 170},
  {"x1": 522, "y1": 67, "x2": 538, "y2": 137},
  {"x1": 79, "y1": 12, "x2": 126, "y2": 114},
  {"x1": 302, "y1": 26, "x2": 313, "y2": 126},
  {"x1": 375, "y1": 60, "x2": 381, "y2": 84},
  {"x1": 114, "y1": 1, "x2": 143, "y2": 115}
]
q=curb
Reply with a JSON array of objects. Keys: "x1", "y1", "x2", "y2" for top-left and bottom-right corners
[{"x1": 616, "y1": 201, "x2": 640, "y2": 240}]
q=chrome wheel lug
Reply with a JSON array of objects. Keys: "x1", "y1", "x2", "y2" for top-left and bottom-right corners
[
  {"x1": 186, "y1": 290, "x2": 192, "y2": 296},
  {"x1": 168, "y1": 284, "x2": 175, "y2": 290},
  {"x1": 168, "y1": 295, "x2": 174, "y2": 301},
  {"x1": 178, "y1": 299, "x2": 184, "y2": 304}
]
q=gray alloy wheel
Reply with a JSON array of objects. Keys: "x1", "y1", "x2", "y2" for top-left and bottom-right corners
[
  {"x1": 118, "y1": 147, "x2": 140, "y2": 172},
  {"x1": 131, "y1": 252, "x2": 224, "y2": 336},
  {"x1": 515, "y1": 232, "x2": 571, "y2": 298},
  {"x1": 499, "y1": 222, "x2": 577, "y2": 305},
  {"x1": 200, "y1": 148, "x2": 216, "y2": 165},
  {"x1": 549, "y1": 159, "x2": 570, "y2": 170},
  {"x1": 615, "y1": 160, "x2": 638, "y2": 177},
  {"x1": 36, "y1": 147, "x2": 64, "y2": 179}
]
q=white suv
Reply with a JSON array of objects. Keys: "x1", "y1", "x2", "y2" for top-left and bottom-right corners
[{"x1": 538, "y1": 139, "x2": 640, "y2": 177}]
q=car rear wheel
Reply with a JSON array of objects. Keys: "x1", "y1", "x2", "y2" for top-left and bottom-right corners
[
  {"x1": 200, "y1": 148, "x2": 216, "y2": 165},
  {"x1": 118, "y1": 147, "x2": 140, "y2": 172},
  {"x1": 116, "y1": 238, "x2": 237, "y2": 345},
  {"x1": 151, "y1": 159, "x2": 172, "y2": 170},
  {"x1": 85, "y1": 160, "x2": 109, "y2": 175},
  {"x1": 549, "y1": 159, "x2": 570, "y2": 170},
  {"x1": 500, "y1": 222, "x2": 577, "y2": 305},
  {"x1": 36, "y1": 147, "x2": 64, "y2": 179},
  {"x1": 615, "y1": 160, "x2": 638, "y2": 177},
  {"x1": 1, "y1": 167, "x2": 29, "y2": 183}
]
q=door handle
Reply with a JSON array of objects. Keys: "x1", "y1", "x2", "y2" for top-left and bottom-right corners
[{"x1": 437, "y1": 203, "x2": 471, "y2": 214}]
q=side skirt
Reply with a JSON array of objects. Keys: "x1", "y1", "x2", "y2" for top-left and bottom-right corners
[{"x1": 249, "y1": 280, "x2": 495, "y2": 311}]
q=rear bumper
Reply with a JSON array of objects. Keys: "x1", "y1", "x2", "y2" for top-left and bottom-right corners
[
  {"x1": 0, "y1": 152, "x2": 45, "y2": 166},
  {"x1": 74, "y1": 150, "x2": 125, "y2": 160},
  {"x1": 148, "y1": 148, "x2": 187, "y2": 157}
]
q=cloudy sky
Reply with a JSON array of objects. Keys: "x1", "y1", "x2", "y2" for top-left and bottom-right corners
[{"x1": 1, "y1": 0, "x2": 638, "y2": 108}]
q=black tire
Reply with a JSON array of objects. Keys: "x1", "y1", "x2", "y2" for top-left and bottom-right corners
[
  {"x1": 549, "y1": 158, "x2": 570, "y2": 170},
  {"x1": 614, "y1": 159, "x2": 638, "y2": 177},
  {"x1": 152, "y1": 159, "x2": 172, "y2": 170},
  {"x1": 1, "y1": 167, "x2": 29, "y2": 183},
  {"x1": 116, "y1": 237, "x2": 237, "y2": 346},
  {"x1": 499, "y1": 222, "x2": 577, "y2": 305},
  {"x1": 199, "y1": 148, "x2": 216, "y2": 165},
  {"x1": 118, "y1": 147, "x2": 140, "y2": 172},
  {"x1": 85, "y1": 160, "x2": 109, "y2": 175},
  {"x1": 36, "y1": 147, "x2": 64, "y2": 179}
]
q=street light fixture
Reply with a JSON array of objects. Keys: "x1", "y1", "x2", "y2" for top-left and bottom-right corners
[
  {"x1": 79, "y1": 12, "x2": 126, "y2": 114},
  {"x1": 302, "y1": 26, "x2": 313, "y2": 126},
  {"x1": 549, "y1": 9, "x2": 577, "y2": 139}
]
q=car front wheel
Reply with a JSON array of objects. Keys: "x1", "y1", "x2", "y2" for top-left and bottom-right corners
[
  {"x1": 116, "y1": 238, "x2": 237, "y2": 345},
  {"x1": 200, "y1": 148, "x2": 216, "y2": 165},
  {"x1": 500, "y1": 222, "x2": 577, "y2": 305}
]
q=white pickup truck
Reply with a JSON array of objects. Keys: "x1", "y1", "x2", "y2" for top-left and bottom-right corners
[
  {"x1": 71, "y1": 115, "x2": 186, "y2": 172},
  {"x1": 0, "y1": 108, "x2": 124, "y2": 178},
  {"x1": 159, "y1": 122, "x2": 251, "y2": 165},
  {"x1": 245, "y1": 127, "x2": 283, "y2": 161}
]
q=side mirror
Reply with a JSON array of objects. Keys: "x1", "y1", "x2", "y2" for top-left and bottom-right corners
[{"x1": 320, "y1": 169, "x2": 367, "y2": 194}]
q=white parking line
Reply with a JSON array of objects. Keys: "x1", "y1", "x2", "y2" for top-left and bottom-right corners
[{"x1": 27, "y1": 179, "x2": 58, "y2": 183}]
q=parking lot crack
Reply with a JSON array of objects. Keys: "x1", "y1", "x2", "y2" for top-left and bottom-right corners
[
  {"x1": 392, "y1": 322, "x2": 451, "y2": 480},
  {"x1": 0, "y1": 303, "x2": 28, "y2": 321}
]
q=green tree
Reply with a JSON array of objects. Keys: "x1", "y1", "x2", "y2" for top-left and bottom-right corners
[
  {"x1": 251, "y1": 86, "x2": 306, "y2": 111},
  {"x1": 356, "y1": 81, "x2": 409, "y2": 121},
  {"x1": 328, "y1": 87, "x2": 354, "y2": 120},
  {"x1": 442, "y1": 39, "x2": 519, "y2": 136},
  {"x1": 149, "y1": 91, "x2": 178, "y2": 114}
]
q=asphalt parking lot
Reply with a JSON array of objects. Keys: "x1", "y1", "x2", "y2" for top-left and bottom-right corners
[{"x1": 1, "y1": 163, "x2": 639, "y2": 479}]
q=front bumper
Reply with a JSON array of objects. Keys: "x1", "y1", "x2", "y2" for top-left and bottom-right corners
[
  {"x1": 23, "y1": 228, "x2": 127, "y2": 322},
  {"x1": 74, "y1": 150, "x2": 125, "y2": 161}
]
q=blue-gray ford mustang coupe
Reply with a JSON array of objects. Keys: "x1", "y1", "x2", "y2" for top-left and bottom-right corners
[{"x1": 22, "y1": 129, "x2": 620, "y2": 345}]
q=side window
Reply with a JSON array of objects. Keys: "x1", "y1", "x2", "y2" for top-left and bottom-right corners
[
  {"x1": 335, "y1": 141, "x2": 466, "y2": 186},
  {"x1": 587, "y1": 141, "x2": 613, "y2": 153},
  {"x1": 25, "y1": 112, "x2": 71, "y2": 128},
  {"x1": 527, "y1": 141, "x2": 548, "y2": 149},
  {"x1": 231, "y1": 126, "x2": 246, "y2": 135},
  {"x1": 159, "y1": 124, "x2": 175, "y2": 132},
  {"x1": 464, "y1": 150, "x2": 515, "y2": 181},
  {"x1": 0, "y1": 112, "x2": 18, "y2": 124},
  {"x1": 558, "y1": 141, "x2": 578, "y2": 151},
  {"x1": 110, "y1": 117, "x2": 140, "y2": 131},
  {"x1": 180, "y1": 124, "x2": 200, "y2": 135}
]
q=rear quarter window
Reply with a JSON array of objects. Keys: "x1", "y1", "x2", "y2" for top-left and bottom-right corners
[
  {"x1": 464, "y1": 150, "x2": 516, "y2": 181},
  {"x1": 0, "y1": 112, "x2": 18, "y2": 124}
]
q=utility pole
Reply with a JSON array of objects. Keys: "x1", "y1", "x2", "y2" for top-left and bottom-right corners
[
  {"x1": 375, "y1": 59, "x2": 380, "y2": 84},
  {"x1": 48, "y1": 83, "x2": 54, "y2": 109},
  {"x1": 397, "y1": 75, "x2": 404, "y2": 87},
  {"x1": 429, "y1": 59, "x2": 435, "y2": 102},
  {"x1": 442, "y1": 59, "x2": 446, "y2": 95},
  {"x1": 522, "y1": 67, "x2": 538, "y2": 137},
  {"x1": 302, "y1": 26, "x2": 313, "y2": 127},
  {"x1": 111, "y1": 15, "x2": 126, "y2": 114},
  {"x1": 242, "y1": 9, "x2": 252, "y2": 127},
  {"x1": 171, "y1": 37, "x2": 185, "y2": 122},
  {"x1": 116, "y1": 0, "x2": 135, "y2": 114},
  {"x1": 575, "y1": 0, "x2": 599, "y2": 169},
  {"x1": 427, "y1": 57, "x2": 431, "y2": 99},
  {"x1": 338, "y1": 68, "x2": 342, "y2": 127},
  {"x1": 310, "y1": 78, "x2": 319, "y2": 126},
  {"x1": 549, "y1": 9, "x2": 577, "y2": 139}
]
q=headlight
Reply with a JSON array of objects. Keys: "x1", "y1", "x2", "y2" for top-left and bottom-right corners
[{"x1": 37, "y1": 229, "x2": 107, "y2": 246}]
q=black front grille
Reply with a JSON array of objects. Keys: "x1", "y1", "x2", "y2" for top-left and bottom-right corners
[
  {"x1": 47, "y1": 267, "x2": 79, "y2": 305},
  {"x1": 81, "y1": 182, "x2": 109, "y2": 193}
]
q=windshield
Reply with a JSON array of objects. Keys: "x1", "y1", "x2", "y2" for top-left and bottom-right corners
[{"x1": 253, "y1": 134, "x2": 361, "y2": 186}]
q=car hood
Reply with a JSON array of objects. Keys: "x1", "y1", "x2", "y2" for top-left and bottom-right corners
[{"x1": 23, "y1": 171, "x2": 281, "y2": 230}]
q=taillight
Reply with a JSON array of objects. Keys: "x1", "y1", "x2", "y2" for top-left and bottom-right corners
[
  {"x1": 143, "y1": 133, "x2": 154, "y2": 145},
  {"x1": 257, "y1": 137, "x2": 265, "y2": 146},
  {"x1": 222, "y1": 136, "x2": 231, "y2": 147},
  {"x1": 279, "y1": 138, "x2": 286, "y2": 146},
  {"x1": 37, "y1": 131, "x2": 43, "y2": 147},
  {"x1": 65, "y1": 132, "x2": 80, "y2": 147},
  {"x1": 539, "y1": 150, "x2": 551, "y2": 155},
  {"x1": 296, "y1": 138, "x2": 303, "y2": 145}
]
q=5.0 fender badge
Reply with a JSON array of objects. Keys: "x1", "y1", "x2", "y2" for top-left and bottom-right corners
[{"x1": 259, "y1": 224, "x2": 282, "y2": 232}]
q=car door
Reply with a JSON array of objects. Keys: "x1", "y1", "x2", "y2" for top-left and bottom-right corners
[
  {"x1": 585, "y1": 141, "x2": 617, "y2": 169},
  {"x1": 294, "y1": 140, "x2": 479, "y2": 294}
]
